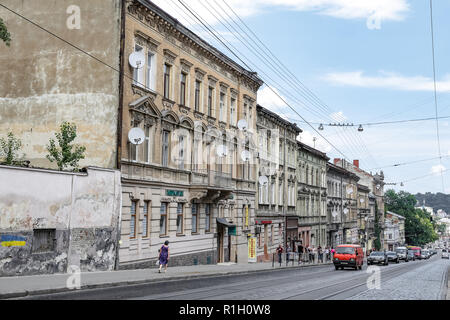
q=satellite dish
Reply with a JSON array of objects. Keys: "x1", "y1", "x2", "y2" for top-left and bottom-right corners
[
  {"x1": 241, "y1": 150, "x2": 251, "y2": 162},
  {"x1": 346, "y1": 187, "x2": 353, "y2": 195},
  {"x1": 332, "y1": 211, "x2": 338, "y2": 218},
  {"x1": 216, "y1": 144, "x2": 228, "y2": 157},
  {"x1": 258, "y1": 175, "x2": 269, "y2": 186},
  {"x1": 128, "y1": 128, "x2": 145, "y2": 145},
  {"x1": 360, "y1": 198, "x2": 365, "y2": 203},
  {"x1": 343, "y1": 208, "x2": 349, "y2": 215},
  {"x1": 129, "y1": 51, "x2": 145, "y2": 69},
  {"x1": 237, "y1": 119, "x2": 248, "y2": 131}
]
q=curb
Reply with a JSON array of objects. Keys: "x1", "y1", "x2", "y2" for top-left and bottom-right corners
[
  {"x1": 0, "y1": 262, "x2": 333, "y2": 299},
  {"x1": 446, "y1": 265, "x2": 450, "y2": 300}
]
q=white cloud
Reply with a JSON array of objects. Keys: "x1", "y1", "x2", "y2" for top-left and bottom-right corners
[
  {"x1": 297, "y1": 130, "x2": 332, "y2": 153},
  {"x1": 330, "y1": 111, "x2": 347, "y2": 122},
  {"x1": 324, "y1": 71, "x2": 450, "y2": 92},
  {"x1": 152, "y1": 0, "x2": 410, "y2": 30},
  {"x1": 431, "y1": 164, "x2": 446, "y2": 175}
]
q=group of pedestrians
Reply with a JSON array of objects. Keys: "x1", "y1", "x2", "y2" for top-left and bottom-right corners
[{"x1": 275, "y1": 244, "x2": 336, "y2": 265}]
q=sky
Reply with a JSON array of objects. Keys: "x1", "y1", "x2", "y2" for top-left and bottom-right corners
[{"x1": 153, "y1": 0, "x2": 450, "y2": 195}]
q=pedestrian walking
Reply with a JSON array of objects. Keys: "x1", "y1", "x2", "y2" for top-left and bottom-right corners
[
  {"x1": 307, "y1": 246, "x2": 312, "y2": 263},
  {"x1": 318, "y1": 246, "x2": 323, "y2": 263},
  {"x1": 158, "y1": 240, "x2": 170, "y2": 273},
  {"x1": 325, "y1": 247, "x2": 330, "y2": 262},
  {"x1": 298, "y1": 243, "x2": 304, "y2": 263},
  {"x1": 276, "y1": 244, "x2": 283, "y2": 266}
]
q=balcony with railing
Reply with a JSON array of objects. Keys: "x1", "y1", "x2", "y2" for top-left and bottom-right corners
[{"x1": 190, "y1": 169, "x2": 233, "y2": 190}]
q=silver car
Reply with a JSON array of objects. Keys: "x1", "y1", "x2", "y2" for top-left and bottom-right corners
[{"x1": 442, "y1": 249, "x2": 449, "y2": 259}]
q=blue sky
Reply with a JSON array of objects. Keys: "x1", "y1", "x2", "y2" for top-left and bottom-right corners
[{"x1": 154, "y1": 0, "x2": 450, "y2": 195}]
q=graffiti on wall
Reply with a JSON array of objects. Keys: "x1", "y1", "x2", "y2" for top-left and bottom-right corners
[{"x1": 0, "y1": 235, "x2": 26, "y2": 247}]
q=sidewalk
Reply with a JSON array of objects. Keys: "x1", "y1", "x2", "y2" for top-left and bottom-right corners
[{"x1": 0, "y1": 260, "x2": 332, "y2": 299}]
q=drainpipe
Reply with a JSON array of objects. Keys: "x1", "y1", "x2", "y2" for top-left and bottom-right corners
[{"x1": 114, "y1": 0, "x2": 126, "y2": 271}]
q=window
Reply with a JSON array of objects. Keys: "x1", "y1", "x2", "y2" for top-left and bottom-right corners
[
  {"x1": 177, "y1": 203, "x2": 184, "y2": 234},
  {"x1": 271, "y1": 182, "x2": 275, "y2": 205},
  {"x1": 192, "y1": 204, "x2": 199, "y2": 234},
  {"x1": 205, "y1": 204, "x2": 211, "y2": 232},
  {"x1": 230, "y1": 97, "x2": 236, "y2": 126},
  {"x1": 160, "y1": 203, "x2": 168, "y2": 236},
  {"x1": 162, "y1": 130, "x2": 169, "y2": 167},
  {"x1": 133, "y1": 45, "x2": 144, "y2": 87},
  {"x1": 32, "y1": 229, "x2": 55, "y2": 253},
  {"x1": 195, "y1": 80, "x2": 201, "y2": 112},
  {"x1": 178, "y1": 135, "x2": 185, "y2": 170},
  {"x1": 146, "y1": 52, "x2": 154, "y2": 89},
  {"x1": 208, "y1": 87, "x2": 214, "y2": 117},
  {"x1": 130, "y1": 201, "x2": 137, "y2": 239},
  {"x1": 142, "y1": 201, "x2": 149, "y2": 238},
  {"x1": 144, "y1": 126, "x2": 150, "y2": 163},
  {"x1": 180, "y1": 73, "x2": 187, "y2": 106},
  {"x1": 219, "y1": 92, "x2": 225, "y2": 121},
  {"x1": 163, "y1": 64, "x2": 171, "y2": 99}
]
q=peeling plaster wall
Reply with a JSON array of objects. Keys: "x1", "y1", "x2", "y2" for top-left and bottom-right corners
[
  {"x1": 0, "y1": 165, "x2": 121, "y2": 276},
  {"x1": 0, "y1": 0, "x2": 121, "y2": 169}
]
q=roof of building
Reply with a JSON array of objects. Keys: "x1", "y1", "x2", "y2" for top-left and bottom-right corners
[
  {"x1": 297, "y1": 141, "x2": 329, "y2": 161},
  {"x1": 327, "y1": 162, "x2": 360, "y2": 181},
  {"x1": 138, "y1": 0, "x2": 263, "y2": 88},
  {"x1": 386, "y1": 211, "x2": 406, "y2": 220},
  {"x1": 256, "y1": 104, "x2": 302, "y2": 134}
]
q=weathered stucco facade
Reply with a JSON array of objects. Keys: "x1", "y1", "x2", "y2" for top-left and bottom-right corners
[
  {"x1": 118, "y1": 0, "x2": 262, "y2": 269},
  {"x1": 0, "y1": 165, "x2": 121, "y2": 276},
  {"x1": 0, "y1": 0, "x2": 122, "y2": 169}
]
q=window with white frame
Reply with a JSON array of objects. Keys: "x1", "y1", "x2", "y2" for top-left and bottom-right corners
[
  {"x1": 192, "y1": 203, "x2": 199, "y2": 234},
  {"x1": 177, "y1": 203, "x2": 184, "y2": 234},
  {"x1": 146, "y1": 51, "x2": 155, "y2": 90},
  {"x1": 133, "y1": 45, "x2": 145, "y2": 87},
  {"x1": 162, "y1": 130, "x2": 170, "y2": 167},
  {"x1": 219, "y1": 92, "x2": 225, "y2": 122},
  {"x1": 230, "y1": 96, "x2": 236, "y2": 126},
  {"x1": 160, "y1": 203, "x2": 168, "y2": 236},
  {"x1": 195, "y1": 80, "x2": 201, "y2": 112},
  {"x1": 180, "y1": 72, "x2": 187, "y2": 106},
  {"x1": 178, "y1": 135, "x2": 185, "y2": 170},
  {"x1": 163, "y1": 64, "x2": 171, "y2": 99},
  {"x1": 142, "y1": 201, "x2": 150, "y2": 238},
  {"x1": 208, "y1": 86, "x2": 214, "y2": 117}
]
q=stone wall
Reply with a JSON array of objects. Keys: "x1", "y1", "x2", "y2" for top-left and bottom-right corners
[{"x1": 0, "y1": 165, "x2": 121, "y2": 277}]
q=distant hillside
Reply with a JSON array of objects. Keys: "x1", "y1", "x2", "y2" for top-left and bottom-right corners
[{"x1": 415, "y1": 192, "x2": 450, "y2": 214}]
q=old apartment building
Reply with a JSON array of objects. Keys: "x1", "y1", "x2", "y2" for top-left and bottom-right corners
[
  {"x1": 118, "y1": 0, "x2": 263, "y2": 268},
  {"x1": 326, "y1": 162, "x2": 359, "y2": 248},
  {"x1": 255, "y1": 105, "x2": 301, "y2": 261},
  {"x1": 297, "y1": 142, "x2": 329, "y2": 249}
]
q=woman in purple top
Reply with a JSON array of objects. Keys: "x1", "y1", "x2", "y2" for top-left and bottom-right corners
[{"x1": 159, "y1": 240, "x2": 170, "y2": 273}]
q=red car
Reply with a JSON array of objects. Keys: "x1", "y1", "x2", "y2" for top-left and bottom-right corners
[{"x1": 333, "y1": 244, "x2": 364, "y2": 270}]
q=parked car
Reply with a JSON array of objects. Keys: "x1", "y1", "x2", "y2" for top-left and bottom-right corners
[
  {"x1": 367, "y1": 251, "x2": 389, "y2": 266},
  {"x1": 333, "y1": 244, "x2": 364, "y2": 270},
  {"x1": 387, "y1": 251, "x2": 400, "y2": 263},
  {"x1": 420, "y1": 249, "x2": 429, "y2": 260},
  {"x1": 395, "y1": 247, "x2": 409, "y2": 262},
  {"x1": 407, "y1": 250, "x2": 416, "y2": 261},
  {"x1": 442, "y1": 249, "x2": 449, "y2": 259}
]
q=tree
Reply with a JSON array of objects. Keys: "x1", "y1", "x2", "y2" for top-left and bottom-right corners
[
  {"x1": 373, "y1": 201, "x2": 382, "y2": 250},
  {"x1": 385, "y1": 189, "x2": 438, "y2": 246},
  {"x1": 0, "y1": 18, "x2": 11, "y2": 47},
  {"x1": 46, "y1": 122, "x2": 86, "y2": 171},
  {"x1": 0, "y1": 132, "x2": 25, "y2": 166}
]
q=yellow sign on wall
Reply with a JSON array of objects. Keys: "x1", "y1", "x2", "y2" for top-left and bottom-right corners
[{"x1": 248, "y1": 237, "x2": 256, "y2": 263}]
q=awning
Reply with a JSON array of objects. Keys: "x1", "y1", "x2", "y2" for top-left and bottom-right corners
[{"x1": 216, "y1": 218, "x2": 236, "y2": 228}]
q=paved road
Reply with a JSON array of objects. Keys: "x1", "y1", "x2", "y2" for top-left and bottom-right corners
[{"x1": 19, "y1": 254, "x2": 449, "y2": 300}]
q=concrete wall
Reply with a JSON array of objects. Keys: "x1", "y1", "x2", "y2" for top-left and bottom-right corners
[
  {"x1": 0, "y1": 165, "x2": 121, "y2": 276},
  {"x1": 0, "y1": 0, "x2": 121, "y2": 169}
]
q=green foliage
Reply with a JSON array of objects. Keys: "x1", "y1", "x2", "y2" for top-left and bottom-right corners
[
  {"x1": 385, "y1": 189, "x2": 439, "y2": 246},
  {"x1": 415, "y1": 192, "x2": 450, "y2": 215},
  {"x1": 46, "y1": 122, "x2": 86, "y2": 172},
  {"x1": 0, "y1": 132, "x2": 25, "y2": 165},
  {"x1": 0, "y1": 18, "x2": 11, "y2": 47},
  {"x1": 373, "y1": 201, "x2": 382, "y2": 250}
]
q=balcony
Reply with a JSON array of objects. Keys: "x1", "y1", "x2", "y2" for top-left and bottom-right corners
[{"x1": 190, "y1": 169, "x2": 233, "y2": 190}]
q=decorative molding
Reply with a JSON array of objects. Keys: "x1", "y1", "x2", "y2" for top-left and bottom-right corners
[
  {"x1": 208, "y1": 75, "x2": 219, "y2": 86},
  {"x1": 163, "y1": 48, "x2": 177, "y2": 65},
  {"x1": 135, "y1": 30, "x2": 160, "y2": 51},
  {"x1": 195, "y1": 67, "x2": 206, "y2": 80}
]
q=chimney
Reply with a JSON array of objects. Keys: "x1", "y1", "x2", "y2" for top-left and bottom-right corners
[
  {"x1": 334, "y1": 158, "x2": 341, "y2": 165},
  {"x1": 353, "y1": 160, "x2": 360, "y2": 168}
]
